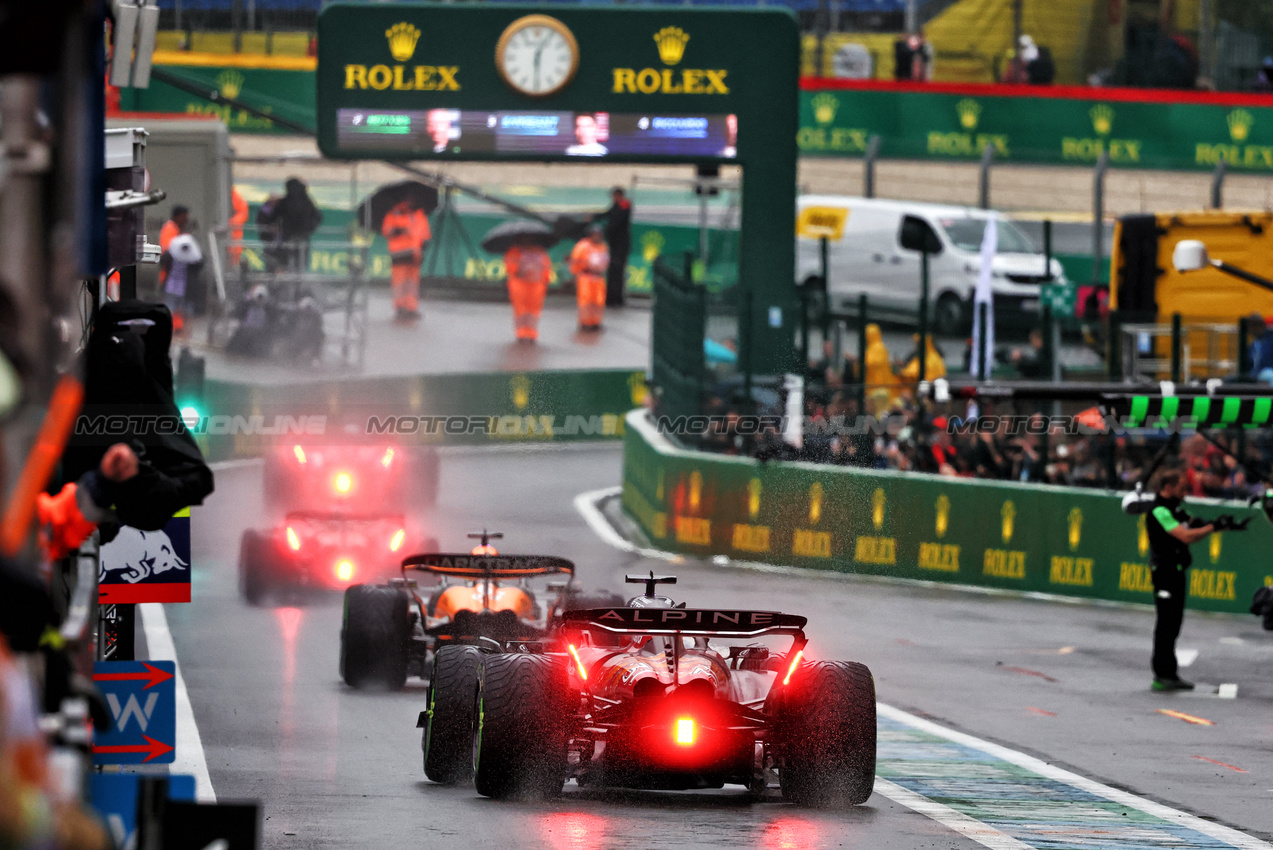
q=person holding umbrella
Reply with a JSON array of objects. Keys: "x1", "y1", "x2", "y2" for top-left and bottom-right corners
[
  {"x1": 355, "y1": 181, "x2": 440, "y2": 322},
  {"x1": 481, "y1": 219, "x2": 559, "y2": 343},
  {"x1": 570, "y1": 226, "x2": 609, "y2": 331}
]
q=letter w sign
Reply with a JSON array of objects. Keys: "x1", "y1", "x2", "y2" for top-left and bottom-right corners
[{"x1": 93, "y1": 661, "x2": 177, "y2": 765}]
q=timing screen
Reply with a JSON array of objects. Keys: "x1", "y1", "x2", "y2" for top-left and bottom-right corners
[{"x1": 336, "y1": 109, "x2": 738, "y2": 159}]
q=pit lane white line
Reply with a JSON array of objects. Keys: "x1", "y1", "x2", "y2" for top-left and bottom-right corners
[
  {"x1": 576, "y1": 486, "x2": 1273, "y2": 850},
  {"x1": 878, "y1": 704, "x2": 1273, "y2": 850},
  {"x1": 874, "y1": 778, "x2": 1033, "y2": 850},
  {"x1": 139, "y1": 603, "x2": 216, "y2": 803}
]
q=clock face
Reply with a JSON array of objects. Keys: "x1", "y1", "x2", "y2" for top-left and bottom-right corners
[{"x1": 496, "y1": 15, "x2": 579, "y2": 97}]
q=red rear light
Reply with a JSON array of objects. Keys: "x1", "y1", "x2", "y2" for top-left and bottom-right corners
[
  {"x1": 389, "y1": 529, "x2": 405, "y2": 552},
  {"x1": 567, "y1": 644, "x2": 588, "y2": 681},
  {"x1": 782, "y1": 650, "x2": 804, "y2": 686},
  {"x1": 286, "y1": 526, "x2": 301, "y2": 551},
  {"x1": 334, "y1": 472, "x2": 352, "y2": 493},
  {"x1": 674, "y1": 717, "x2": 696, "y2": 746},
  {"x1": 381, "y1": 448, "x2": 395, "y2": 468},
  {"x1": 293, "y1": 445, "x2": 306, "y2": 464},
  {"x1": 336, "y1": 559, "x2": 355, "y2": 581}
]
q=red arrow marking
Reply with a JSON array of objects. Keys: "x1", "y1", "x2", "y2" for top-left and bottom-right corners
[
  {"x1": 1000, "y1": 665, "x2": 1059, "y2": 683},
  {"x1": 93, "y1": 663, "x2": 174, "y2": 690},
  {"x1": 94, "y1": 735, "x2": 175, "y2": 763},
  {"x1": 1192, "y1": 755, "x2": 1247, "y2": 772}
]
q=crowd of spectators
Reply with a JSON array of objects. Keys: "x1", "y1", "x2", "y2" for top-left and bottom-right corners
[{"x1": 691, "y1": 332, "x2": 1269, "y2": 499}]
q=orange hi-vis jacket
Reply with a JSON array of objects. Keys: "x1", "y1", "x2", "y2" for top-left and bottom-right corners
[
  {"x1": 570, "y1": 239, "x2": 609, "y2": 279},
  {"x1": 382, "y1": 208, "x2": 431, "y2": 264},
  {"x1": 506, "y1": 245, "x2": 552, "y2": 287}
]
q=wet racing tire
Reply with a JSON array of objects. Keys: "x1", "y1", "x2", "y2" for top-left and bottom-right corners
[
  {"x1": 423, "y1": 645, "x2": 484, "y2": 784},
  {"x1": 774, "y1": 660, "x2": 877, "y2": 807},
  {"x1": 340, "y1": 584, "x2": 411, "y2": 690},
  {"x1": 238, "y1": 530, "x2": 276, "y2": 606},
  {"x1": 474, "y1": 653, "x2": 569, "y2": 800}
]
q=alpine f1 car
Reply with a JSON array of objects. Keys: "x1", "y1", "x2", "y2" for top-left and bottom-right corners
[
  {"x1": 238, "y1": 510, "x2": 437, "y2": 604},
  {"x1": 263, "y1": 438, "x2": 439, "y2": 514},
  {"x1": 339, "y1": 533, "x2": 581, "y2": 693},
  {"x1": 420, "y1": 573, "x2": 877, "y2": 806}
]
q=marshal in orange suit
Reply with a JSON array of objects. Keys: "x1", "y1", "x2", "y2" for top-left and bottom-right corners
[
  {"x1": 504, "y1": 243, "x2": 552, "y2": 343},
  {"x1": 569, "y1": 228, "x2": 608, "y2": 331},
  {"x1": 382, "y1": 201, "x2": 431, "y2": 320}
]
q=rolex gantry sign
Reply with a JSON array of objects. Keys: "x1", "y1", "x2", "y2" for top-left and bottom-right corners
[
  {"x1": 316, "y1": 4, "x2": 794, "y2": 163},
  {"x1": 317, "y1": 2, "x2": 801, "y2": 375}
]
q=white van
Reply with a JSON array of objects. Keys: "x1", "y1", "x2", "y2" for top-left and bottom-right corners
[{"x1": 794, "y1": 196, "x2": 1066, "y2": 334}]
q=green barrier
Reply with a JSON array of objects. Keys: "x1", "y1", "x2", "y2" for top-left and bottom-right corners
[
  {"x1": 622, "y1": 410, "x2": 1272, "y2": 614},
  {"x1": 128, "y1": 58, "x2": 1273, "y2": 175},
  {"x1": 236, "y1": 202, "x2": 739, "y2": 295},
  {"x1": 800, "y1": 84, "x2": 1273, "y2": 173},
  {"x1": 119, "y1": 62, "x2": 314, "y2": 133},
  {"x1": 197, "y1": 369, "x2": 648, "y2": 461}
]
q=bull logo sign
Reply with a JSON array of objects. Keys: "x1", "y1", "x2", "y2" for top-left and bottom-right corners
[{"x1": 99, "y1": 512, "x2": 192, "y2": 604}]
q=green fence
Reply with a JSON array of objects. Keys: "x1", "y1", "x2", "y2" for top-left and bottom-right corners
[
  {"x1": 622, "y1": 411, "x2": 1272, "y2": 614},
  {"x1": 198, "y1": 369, "x2": 647, "y2": 461}
]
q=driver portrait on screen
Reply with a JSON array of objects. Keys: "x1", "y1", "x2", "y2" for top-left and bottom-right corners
[
  {"x1": 566, "y1": 113, "x2": 608, "y2": 157},
  {"x1": 427, "y1": 109, "x2": 459, "y2": 154},
  {"x1": 719, "y1": 113, "x2": 738, "y2": 158}
]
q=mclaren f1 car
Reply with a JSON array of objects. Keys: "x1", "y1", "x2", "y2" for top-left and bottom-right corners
[{"x1": 339, "y1": 532, "x2": 584, "y2": 692}]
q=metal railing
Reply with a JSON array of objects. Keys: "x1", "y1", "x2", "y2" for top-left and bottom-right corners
[{"x1": 1121, "y1": 321, "x2": 1240, "y2": 383}]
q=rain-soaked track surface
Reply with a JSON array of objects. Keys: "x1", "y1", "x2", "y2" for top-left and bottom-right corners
[{"x1": 169, "y1": 445, "x2": 1273, "y2": 849}]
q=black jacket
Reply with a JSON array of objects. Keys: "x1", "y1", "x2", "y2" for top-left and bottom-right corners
[{"x1": 1146, "y1": 494, "x2": 1193, "y2": 571}]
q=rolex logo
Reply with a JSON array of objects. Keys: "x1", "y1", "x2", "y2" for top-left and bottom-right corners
[
  {"x1": 216, "y1": 70, "x2": 244, "y2": 99},
  {"x1": 956, "y1": 98, "x2": 981, "y2": 131},
  {"x1": 1001, "y1": 500, "x2": 1016, "y2": 544},
  {"x1": 812, "y1": 93, "x2": 839, "y2": 126},
  {"x1": 747, "y1": 478, "x2": 762, "y2": 520},
  {"x1": 641, "y1": 231, "x2": 665, "y2": 263},
  {"x1": 1137, "y1": 514, "x2": 1149, "y2": 557},
  {"x1": 809, "y1": 482, "x2": 823, "y2": 525},
  {"x1": 935, "y1": 494, "x2": 950, "y2": 538},
  {"x1": 1228, "y1": 108, "x2": 1253, "y2": 143},
  {"x1": 1068, "y1": 507, "x2": 1083, "y2": 551},
  {"x1": 386, "y1": 22, "x2": 421, "y2": 62},
  {"x1": 1090, "y1": 104, "x2": 1114, "y2": 136},
  {"x1": 653, "y1": 27, "x2": 690, "y2": 66},
  {"x1": 871, "y1": 488, "x2": 886, "y2": 530},
  {"x1": 689, "y1": 470, "x2": 702, "y2": 512},
  {"x1": 1210, "y1": 531, "x2": 1222, "y2": 564},
  {"x1": 510, "y1": 374, "x2": 531, "y2": 410}
]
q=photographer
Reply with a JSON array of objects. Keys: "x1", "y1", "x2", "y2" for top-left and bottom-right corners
[{"x1": 1145, "y1": 469, "x2": 1248, "y2": 691}]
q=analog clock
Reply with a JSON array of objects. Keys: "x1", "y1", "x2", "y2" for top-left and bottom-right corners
[{"x1": 495, "y1": 15, "x2": 579, "y2": 97}]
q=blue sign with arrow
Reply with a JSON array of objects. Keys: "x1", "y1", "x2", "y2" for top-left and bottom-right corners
[{"x1": 92, "y1": 661, "x2": 176, "y2": 765}]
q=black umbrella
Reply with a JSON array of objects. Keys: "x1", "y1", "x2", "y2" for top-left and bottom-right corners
[
  {"x1": 354, "y1": 180, "x2": 440, "y2": 230},
  {"x1": 480, "y1": 219, "x2": 559, "y2": 254}
]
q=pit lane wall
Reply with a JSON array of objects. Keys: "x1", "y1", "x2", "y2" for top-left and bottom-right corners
[
  {"x1": 621, "y1": 410, "x2": 1272, "y2": 615},
  {"x1": 196, "y1": 369, "x2": 647, "y2": 461}
]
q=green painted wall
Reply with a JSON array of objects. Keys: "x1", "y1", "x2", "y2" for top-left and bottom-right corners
[{"x1": 622, "y1": 411, "x2": 1271, "y2": 614}]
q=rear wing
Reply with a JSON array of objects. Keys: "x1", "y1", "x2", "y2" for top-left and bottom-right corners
[
  {"x1": 284, "y1": 510, "x2": 406, "y2": 524},
  {"x1": 561, "y1": 607, "x2": 806, "y2": 639},
  {"x1": 400, "y1": 553, "x2": 575, "y2": 580}
]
